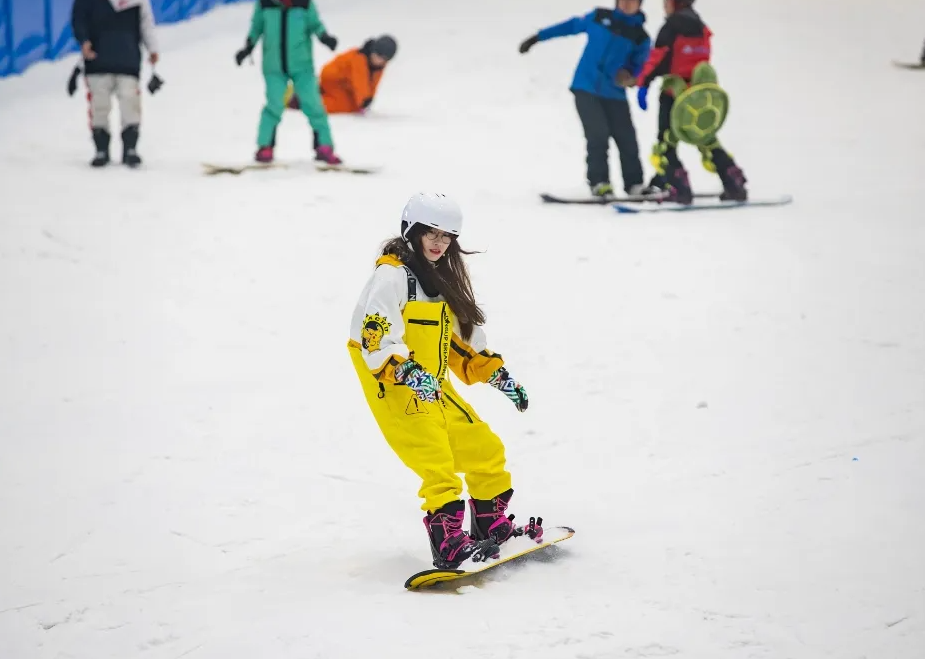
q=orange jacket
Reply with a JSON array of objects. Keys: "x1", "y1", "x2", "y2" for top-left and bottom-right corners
[{"x1": 319, "y1": 47, "x2": 385, "y2": 114}]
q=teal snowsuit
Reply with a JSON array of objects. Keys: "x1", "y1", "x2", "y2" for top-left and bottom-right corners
[{"x1": 246, "y1": 0, "x2": 333, "y2": 149}]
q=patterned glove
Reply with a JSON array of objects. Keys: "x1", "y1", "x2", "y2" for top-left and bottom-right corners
[
  {"x1": 487, "y1": 367, "x2": 528, "y2": 412},
  {"x1": 395, "y1": 360, "x2": 441, "y2": 403}
]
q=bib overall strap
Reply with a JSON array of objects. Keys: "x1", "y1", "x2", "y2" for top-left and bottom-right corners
[{"x1": 402, "y1": 266, "x2": 417, "y2": 302}]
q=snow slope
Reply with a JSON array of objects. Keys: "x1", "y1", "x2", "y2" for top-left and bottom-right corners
[{"x1": 2, "y1": 0, "x2": 924, "y2": 657}]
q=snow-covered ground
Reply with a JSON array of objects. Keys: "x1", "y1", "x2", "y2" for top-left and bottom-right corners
[{"x1": 2, "y1": 0, "x2": 924, "y2": 657}]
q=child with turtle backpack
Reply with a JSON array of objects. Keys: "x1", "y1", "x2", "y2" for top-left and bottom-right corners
[
  {"x1": 347, "y1": 193, "x2": 540, "y2": 569},
  {"x1": 234, "y1": 0, "x2": 342, "y2": 165},
  {"x1": 625, "y1": 0, "x2": 747, "y2": 204},
  {"x1": 519, "y1": 0, "x2": 652, "y2": 199}
]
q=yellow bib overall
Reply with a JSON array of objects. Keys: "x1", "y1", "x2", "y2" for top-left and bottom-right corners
[{"x1": 348, "y1": 280, "x2": 511, "y2": 513}]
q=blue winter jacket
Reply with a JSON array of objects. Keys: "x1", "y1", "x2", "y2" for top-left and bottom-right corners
[{"x1": 537, "y1": 8, "x2": 651, "y2": 100}]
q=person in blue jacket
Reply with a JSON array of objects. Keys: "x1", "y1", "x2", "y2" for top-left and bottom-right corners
[{"x1": 520, "y1": 0, "x2": 651, "y2": 198}]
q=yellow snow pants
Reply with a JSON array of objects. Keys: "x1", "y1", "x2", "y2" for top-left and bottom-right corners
[{"x1": 348, "y1": 300, "x2": 512, "y2": 513}]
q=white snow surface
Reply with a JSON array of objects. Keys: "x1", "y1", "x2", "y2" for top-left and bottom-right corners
[{"x1": 2, "y1": 0, "x2": 925, "y2": 657}]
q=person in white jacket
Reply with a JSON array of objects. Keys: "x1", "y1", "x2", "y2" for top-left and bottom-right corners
[{"x1": 347, "y1": 193, "x2": 540, "y2": 569}]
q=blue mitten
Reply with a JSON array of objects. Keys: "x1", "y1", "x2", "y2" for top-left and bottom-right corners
[
  {"x1": 487, "y1": 367, "x2": 528, "y2": 412},
  {"x1": 395, "y1": 359, "x2": 441, "y2": 403},
  {"x1": 637, "y1": 86, "x2": 649, "y2": 111}
]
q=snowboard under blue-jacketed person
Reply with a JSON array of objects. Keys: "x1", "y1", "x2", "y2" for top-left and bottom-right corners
[{"x1": 519, "y1": 0, "x2": 652, "y2": 198}]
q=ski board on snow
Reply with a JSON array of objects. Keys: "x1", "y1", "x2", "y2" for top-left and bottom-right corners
[
  {"x1": 540, "y1": 191, "x2": 718, "y2": 205},
  {"x1": 201, "y1": 161, "x2": 379, "y2": 176},
  {"x1": 404, "y1": 525, "x2": 575, "y2": 590},
  {"x1": 613, "y1": 194, "x2": 793, "y2": 214},
  {"x1": 315, "y1": 163, "x2": 380, "y2": 174},
  {"x1": 892, "y1": 60, "x2": 925, "y2": 70}
]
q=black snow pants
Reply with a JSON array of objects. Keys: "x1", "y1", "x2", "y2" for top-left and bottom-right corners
[{"x1": 573, "y1": 90, "x2": 643, "y2": 192}]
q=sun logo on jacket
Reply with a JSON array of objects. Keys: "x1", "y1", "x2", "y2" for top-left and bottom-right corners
[{"x1": 362, "y1": 312, "x2": 391, "y2": 351}]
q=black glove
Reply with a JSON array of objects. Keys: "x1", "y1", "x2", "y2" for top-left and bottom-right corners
[
  {"x1": 519, "y1": 34, "x2": 539, "y2": 54},
  {"x1": 235, "y1": 39, "x2": 254, "y2": 66},
  {"x1": 67, "y1": 65, "x2": 81, "y2": 96},
  {"x1": 319, "y1": 32, "x2": 337, "y2": 51},
  {"x1": 147, "y1": 72, "x2": 164, "y2": 94}
]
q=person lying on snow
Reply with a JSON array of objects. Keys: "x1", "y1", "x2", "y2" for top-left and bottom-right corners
[{"x1": 285, "y1": 35, "x2": 398, "y2": 115}]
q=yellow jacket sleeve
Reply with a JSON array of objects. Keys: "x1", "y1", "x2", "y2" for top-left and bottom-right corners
[{"x1": 448, "y1": 322, "x2": 504, "y2": 385}]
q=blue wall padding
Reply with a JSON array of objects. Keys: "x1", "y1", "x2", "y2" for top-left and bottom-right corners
[{"x1": 1, "y1": 0, "x2": 250, "y2": 77}]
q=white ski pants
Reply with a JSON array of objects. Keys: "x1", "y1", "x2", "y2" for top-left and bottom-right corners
[{"x1": 86, "y1": 74, "x2": 141, "y2": 131}]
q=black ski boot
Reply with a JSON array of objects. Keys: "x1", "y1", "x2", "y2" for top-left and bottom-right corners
[
  {"x1": 652, "y1": 140, "x2": 692, "y2": 204},
  {"x1": 665, "y1": 163, "x2": 693, "y2": 205},
  {"x1": 424, "y1": 500, "x2": 497, "y2": 569},
  {"x1": 121, "y1": 125, "x2": 142, "y2": 167},
  {"x1": 91, "y1": 128, "x2": 110, "y2": 167},
  {"x1": 469, "y1": 488, "x2": 544, "y2": 545},
  {"x1": 708, "y1": 148, "x2": 748, "y2": 201}
]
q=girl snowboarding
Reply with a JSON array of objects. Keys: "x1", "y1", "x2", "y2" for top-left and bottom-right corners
[
  {"x1": 234, "y1": 0, "x2": 342, "y2": 165},
  {"x1": 347, "y1": 193, "x2": 537, "y2": 568}
]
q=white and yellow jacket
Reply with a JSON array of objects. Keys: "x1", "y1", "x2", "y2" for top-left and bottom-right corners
[{"x1": 347, "y1": 254, "x2": 504, "y2": 386}]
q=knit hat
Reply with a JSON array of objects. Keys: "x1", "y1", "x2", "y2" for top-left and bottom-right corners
[{"x1": 371, "y1": 35, "x2": 398, "y2": 61}]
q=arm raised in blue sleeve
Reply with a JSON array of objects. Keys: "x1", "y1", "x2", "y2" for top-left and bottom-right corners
[{"x1": 537, "y1": 12, "x2": 589, "y2": 41}]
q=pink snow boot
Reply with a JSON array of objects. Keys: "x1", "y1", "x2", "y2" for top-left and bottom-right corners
[
  {"x1": 255, "y1": 146, "x2": 274, "y2": 163},
  {"x1": 315, "y1": 144, "x2": 342, "y2": 166}
]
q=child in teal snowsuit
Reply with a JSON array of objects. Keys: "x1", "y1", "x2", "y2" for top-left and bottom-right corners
[{"x1": 234, "y1": 0, "x2": 341, "y2": 164}]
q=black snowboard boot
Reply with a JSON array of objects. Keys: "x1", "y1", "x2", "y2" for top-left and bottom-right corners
[
  {"x1": 91, "y1": 128, "x2": 110, "y2": 167},
  {"x1": 665, "y1": 162, "x2": 693, "y2": 205},
  {"x1": 470, "y1": 488, "x2": 545, "y2": 545},
  {"x1": 424, "y1": 500, "x2": 497, "y2": 569},
  {"x1": 709, "y1": 148, "x2": 748, "y2": 201},
  {"x1": 121, "y1": 125, "x2": 142, "y2": 167},
  {"x1": 469, "y1": 488, "x2": 519, "y2": 544},
  {"x1": 654, "y1": 144, "x2": 692, "y2": 204}
]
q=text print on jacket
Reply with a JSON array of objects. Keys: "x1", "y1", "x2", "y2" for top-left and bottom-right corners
[
  {"x1": 537, "y1": 7, "x2": 651, "y2": 100},
  {"x1": 71, "y1": 0, "x2": 157, "y2": 77}
]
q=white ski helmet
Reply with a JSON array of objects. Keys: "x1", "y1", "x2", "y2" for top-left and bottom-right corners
[{"x1": 400, "y1": 193, "x2": 463, "y2": 242}]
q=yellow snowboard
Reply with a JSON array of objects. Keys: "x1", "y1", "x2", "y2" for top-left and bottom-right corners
[{"x1": 404, "y1": 525, "x2": 575, "y2": 590}]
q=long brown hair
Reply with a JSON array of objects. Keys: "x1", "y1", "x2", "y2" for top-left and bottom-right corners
[{"x1": 380, "y1": 225, "x2": 485, "y2": 341}]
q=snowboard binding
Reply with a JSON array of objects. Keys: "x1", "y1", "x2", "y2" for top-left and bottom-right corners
[
  {"x1": 523, "y1": 516, "x2": 544, "y2": 543},
  {"x1": 428, "y1": 536, "x2": 499, "y2": 570}
]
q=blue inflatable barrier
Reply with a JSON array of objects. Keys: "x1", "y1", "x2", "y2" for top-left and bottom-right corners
[{"x1": 0, "y1": 0, "x2": 249, "y2": 78}]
